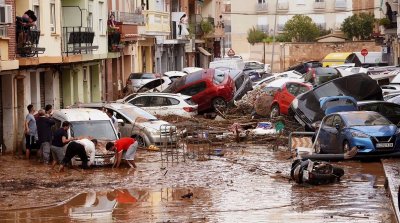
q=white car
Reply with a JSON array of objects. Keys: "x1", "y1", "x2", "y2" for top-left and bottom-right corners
[
  {"x1": 244, "y1": 60, "x2": 271, "y2": 73},
  {"x1": 120, "y1": 93, "x2": 198, "y2": 118},
  {"x1": 253, "y1": 71, "x2": 303, "y2": 87},
  {"x1": 381, "y1": 84, "x2": 400, "y2": 95},
  {"x1": 164, "y1": 71, "x2": 187, "y2": 82},
  {"x1": 74, "y1": 103, "x2": 177, "y2": 147}
]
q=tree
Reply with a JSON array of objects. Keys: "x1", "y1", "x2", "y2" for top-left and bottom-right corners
[
  {"x1": 341, "y1": 13, "x2": 375, "y2": 40},
  {"x1": 282, "y1": 15, "x2": 320, "y2": 42},
  {"x1": 247, "y1": 27, "x2": 267, "y2": 45}
]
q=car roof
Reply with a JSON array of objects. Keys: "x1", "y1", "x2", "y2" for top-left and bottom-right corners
[
  {"x1": 132, "y1": 92, "x2": 191, "y2": 99},
  {"x1": 267, "y1": 78, "x2": 305, "y2": 88},
  {"x1": 164, "y1": 71, "x2": 186, "y2": 77},
  {"x1": 357, "y1": 100, "x2": 396, "y2": 105},
  {"x1": 52, "y1": 108, "x2": 110, "y2": 121}
]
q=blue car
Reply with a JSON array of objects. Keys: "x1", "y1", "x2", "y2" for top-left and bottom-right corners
[{"x1": 316, "y1": 111, "x2": 400, "y2": 154}]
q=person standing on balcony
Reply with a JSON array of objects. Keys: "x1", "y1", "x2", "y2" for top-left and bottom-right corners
[
  {"x1": 386, "y1": 2, "x2": 393, "y2": 22},
  {"x1": 178, "y1": 14, "x2": 188, "y2": 37},
  {"x1": 108, "y1": 13, "x2": 121, "y2": 51}
]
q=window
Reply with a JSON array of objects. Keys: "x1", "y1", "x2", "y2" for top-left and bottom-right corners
[
  {"x1": 50, "y1": 1, "x2": 56, "y2": 33},
  {"x1": 324, "y1": 115, "x2": 335, "y2": 127},
  {"x1": 258, "y1": 0, "x2": 266, "y2": 3},
  {"x1": 213, "y1": 70, "x2": 226, "y2": 85},
  {"x1": 179, "y1": 82, "x2": 207, "y2": 96},
  {"x1": 33, "y1": 4, "x2": 40, "y2": 30},
  {"x1": 286, "y1": 83, "x2": 299, "y2": 96},
  {"x1": 99, "y1": 2, "x2": 104, "y2": 34},
  {"x1": 148, "y1": 96, "x2": 171, "y2": 107},
  {"x1": 130, "y1": 96, "x2": 150, "y2": 107},
  {"x1": 380, "y1": 104, "x2": 400, "y2": 116},
  {"x1": 168, "y1": 98, "x2": 180, "y2": 105},
  {"x1": 235, "y1": 75, "x2": 245, "y2": 90},
  {"x1": 298, "y1": 85, "x2": 310, "y2": 95},
  {"x1": 296, "y1": 0, "x2": 306, "y2": 4}
]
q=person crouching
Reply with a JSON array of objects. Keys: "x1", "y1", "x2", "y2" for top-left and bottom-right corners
[
  {"x1": 59, "y1": 138, "x2": 98, "y2": 172},
  {"x1": 106, "y1": 137, "x2": 138, "y2": 168}
]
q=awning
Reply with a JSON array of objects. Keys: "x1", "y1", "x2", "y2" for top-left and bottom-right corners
[{"x1": 198, "y1": 47, "x2": 212, "y2": 56}]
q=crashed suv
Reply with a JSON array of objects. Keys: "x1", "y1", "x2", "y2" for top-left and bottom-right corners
[{"x1": 290, "y1": 73, "x2": 383, "y2": 130}]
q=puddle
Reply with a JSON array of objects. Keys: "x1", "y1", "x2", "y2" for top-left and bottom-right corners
[{"x1": 0, "y1": 147, "x2": 396, "y2": 222}]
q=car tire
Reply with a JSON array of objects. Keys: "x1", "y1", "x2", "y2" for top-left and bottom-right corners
[
  {"x1": 134, "y1": 135, "x2": 146, "y2": 148},
  {"x1": 343, "y1": 140, "x2": 350, "y2": 154},
  {"x1": 270, "y1": 104, "x2": 280, "y2": 119},
  {"x1": 212, "y1": 97, "x2": 227, "y2": 111}
]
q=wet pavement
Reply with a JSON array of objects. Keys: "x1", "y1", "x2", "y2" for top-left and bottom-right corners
[{"x1": 0, "y1": 144, "x2": 395, "y2": 223}]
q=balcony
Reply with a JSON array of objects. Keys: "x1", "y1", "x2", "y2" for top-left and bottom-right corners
[
  {"x1": 16, "y1": 27, "x2": 45, "y2": 58},
  {"x1": 313, "y1": 1, "x2": 326, "y2": 10},
  {"x1": 62, "y1": 27, "x2": 98, "y2": 56},
  {"x1": 277, "y1": 1, "x2": 289, "y2": 11},
  {"x1": 255, "y1": 3, "x2": 268, "y2": 12},
  {"x1": 335, "y1": 0, "x2": 347, "y2": 10},
  {"x1": 143, "y1": 11, "x2": 170, "y2": 35}
]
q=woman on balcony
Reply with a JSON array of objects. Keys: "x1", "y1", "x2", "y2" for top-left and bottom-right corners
[{"x1": 108, "y1": 13, "x2": 121, "y2": 51}]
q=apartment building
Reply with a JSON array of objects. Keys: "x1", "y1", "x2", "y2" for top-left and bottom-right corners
[
  {"x1": 229, "y1": 0, "x2": 353, "y2": 60},
  {"x1": 378, "y1": 0, "x2": 399, "y2": 66},
  {"x1": 0, "y1": 0, "x2": 108, "y2": 153}
]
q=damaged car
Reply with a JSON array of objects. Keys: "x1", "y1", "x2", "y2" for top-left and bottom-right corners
[
  {"x1": 290, "y1": 73, "x2": 383, "y2": 130},
  {"x1": 315, "y1": 111, "x2": 400, "y2": 155}
]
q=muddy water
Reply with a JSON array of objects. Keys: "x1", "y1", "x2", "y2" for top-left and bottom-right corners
[{"x1": 0, "y1": 145, "x2": 395, "y2": 223}]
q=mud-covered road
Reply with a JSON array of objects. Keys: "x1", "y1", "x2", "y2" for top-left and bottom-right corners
[{"x1": 0, "y1": 143, "x2": 395, "y2": 223}]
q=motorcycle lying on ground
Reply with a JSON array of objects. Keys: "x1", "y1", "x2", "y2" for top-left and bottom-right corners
[{"x1": 290, "y1": 159, "x2": 345, "y2": 185}]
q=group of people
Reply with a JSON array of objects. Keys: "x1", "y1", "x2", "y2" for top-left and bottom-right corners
[{"x1": 24, "y1": 104, "x2": 139, "y2": 171}]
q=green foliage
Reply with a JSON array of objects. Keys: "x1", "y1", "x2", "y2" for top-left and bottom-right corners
[
  {"x1": 282, "y1": 15, "x2": 320, "y2": 42},
  {"x1": 187, "y1": 22, "x2": 196, "y2": 38},
  {"x1": 341, "y1": 13, "x2": 375, "y2": 40},
  {"x1": 275, "y1": 33, "x2": 291, "y2": 42},
  {"x1": 319, "y1": 29, "x2": 332, "y2": 37},
  {"x1": 247, "y1": 27, "x2": 267, "y2": 45},
  {"x1": 378, "y1": 18, "x2": 391, "y2": 28},
  {"x1": 200, "y1": 19, "x2": 214, "y2": 34}
]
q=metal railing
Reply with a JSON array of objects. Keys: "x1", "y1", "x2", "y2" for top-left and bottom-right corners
[
  {"x1": 62, "y1": 26, "x2": 98, "y2": 56},
  {"x1": 16, "y1": 27, "x2": 45, "y2": 57}
]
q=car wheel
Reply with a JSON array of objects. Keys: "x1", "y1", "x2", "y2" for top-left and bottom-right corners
[
  {"x1": 343, "y1": 140, "x2": 350, "y2": 154},
  {"x1": 134, "y1": 135, "x2": 146, "y2": 148},
  {"x1": 212, "y1": 97, "x2": 227, "y2": 111},
  {"x1": 270, "y1": 104, "x2": 280, "y2": 118}
]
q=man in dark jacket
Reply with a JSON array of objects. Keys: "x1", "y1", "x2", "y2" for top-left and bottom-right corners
[
  {"x1": 36, "y1": 109, "x2": 55, "y2": 164},
  {"x1": 386, "y1": 2, "x2": 393, "y2": 22}
]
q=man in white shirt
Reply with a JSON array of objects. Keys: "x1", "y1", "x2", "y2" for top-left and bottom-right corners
[{"x1": 59, "y1": 138, "x2": 97, "y2": 172}]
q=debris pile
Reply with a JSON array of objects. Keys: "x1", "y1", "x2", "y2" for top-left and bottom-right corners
[{"x1": 234, "y1": 85, "x2": 276, "y2": 116}]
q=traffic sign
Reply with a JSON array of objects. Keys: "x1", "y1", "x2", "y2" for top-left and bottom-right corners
[
  {"x1": 361, "y1": 48, "x2": 368, "y2": 57},
  {"x1": 227, "y1": 48, "x2": 235, "y2": 57}
]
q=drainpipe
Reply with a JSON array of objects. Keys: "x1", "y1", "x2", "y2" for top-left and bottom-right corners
[{"x1": 271, "y1": 0, "x2": 278, "y2": 72}]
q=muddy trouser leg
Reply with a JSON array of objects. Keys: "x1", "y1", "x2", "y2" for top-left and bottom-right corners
[
  {"x1": 76, "y1": 144, "x2": 89, "y2": 169},
  {"x1": 62, "y1": 142, "x2": 79, "y2": 165},
  {"x1": 42, "y1": 142, "x2": 51, "y2": 164}
]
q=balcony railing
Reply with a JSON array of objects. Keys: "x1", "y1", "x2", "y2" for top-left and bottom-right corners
[
  {"x1": 335, "y1": 0, "x2": 347, "y2": 10},
  {"x1": 16, "y1": 27, "x2": 45, "y2": 57},
  {"x1": 116, "y1": 23, "x2": 143, "y2": 41},
  {"x1": 313, "y1": 1, "x2": 326, "y2": 10},
  {"x1": 143, "y1": 11, "x2": 170, "y2": 34},
  {"x1": 119, "y1": 12, "x2": 145, "y2": 25},
  {"x1": 277, "y1": 1, "x2": 289, "y2": 11},
  {"x1": 255, "y1": 3, "x2": 268, "y2": 12},
  {"x1": 62, "y1": 27, "x2": 98, "y2": 56}
]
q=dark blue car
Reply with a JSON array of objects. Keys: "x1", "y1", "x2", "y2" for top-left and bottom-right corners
[{"x1": 316, "y1": 111, "x2": 400, "y2": 154}]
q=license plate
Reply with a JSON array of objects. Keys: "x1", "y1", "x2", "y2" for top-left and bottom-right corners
[
  {"x1": 294, "y1": 115, "x2": 306, "y2": 126},
  {"x1": 376, "y1": 143, "x2": 393, "y2": 148}
]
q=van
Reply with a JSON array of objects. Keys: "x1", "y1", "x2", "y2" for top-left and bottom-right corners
[
  {"x1": 209, "y1": 58, "x2": 245, "y2": 70},
  {"x1": 52, "y1": 108, "x2": 118, "y2": 166}
]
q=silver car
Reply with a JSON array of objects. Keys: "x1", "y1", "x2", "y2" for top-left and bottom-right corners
[{"x1": 74, "y1": 103, "x2": 177, "y2": 147}]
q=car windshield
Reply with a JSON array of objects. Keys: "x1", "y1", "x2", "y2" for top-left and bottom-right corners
[
  {"x1": 118, "y1": 107, "x2": 158, "y2": 122},
  {"x1": 70, "y1": 121, "x2": 117, "y2": 140},
  {"x1": 343, "y1": 113, "x2": 392, "y2": 126}
]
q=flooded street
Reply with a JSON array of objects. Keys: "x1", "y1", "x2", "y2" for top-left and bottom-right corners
[{"x1": 0, "y1": 144, "x2": 395, "y2": 223}]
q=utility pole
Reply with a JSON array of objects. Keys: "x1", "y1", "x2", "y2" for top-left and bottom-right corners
[{"x1": 271, "y1": 0, "x2": 278, "y2": 72}]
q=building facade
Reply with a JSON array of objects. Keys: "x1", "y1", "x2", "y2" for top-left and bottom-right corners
[{"x1": 228, "y1": 0, "x2": 353, "y2": 60}]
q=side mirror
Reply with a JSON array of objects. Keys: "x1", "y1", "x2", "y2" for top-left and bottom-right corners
[{"x1": 335, "y1": 123, "x2": 340, "y2": 130}]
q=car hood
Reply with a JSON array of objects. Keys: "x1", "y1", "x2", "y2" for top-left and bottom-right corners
[
  {"x1": 138, "y1": 119, "x2": 171, "y2": 131},
  {"x1": 294, "y1": 73, "x2": 383, "y2": 125},
  {"x1": 348, "y1": 125, "x2": 397, "y2": 136}
]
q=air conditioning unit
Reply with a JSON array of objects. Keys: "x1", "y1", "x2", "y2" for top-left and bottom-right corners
[
  {"x1": 0, "y1": 5, "x2": 12, "y2": 24},
  {"x1": 111, "y1": 10, "x2": 120, "y2": 22}
]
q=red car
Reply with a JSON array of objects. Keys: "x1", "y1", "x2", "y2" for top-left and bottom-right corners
[
  {"x1": 267, "y1": 79, "x2": 312, "y2": 117},
  {"x1": 164, "y1": 68, "x2": 235, "y2": 112}
]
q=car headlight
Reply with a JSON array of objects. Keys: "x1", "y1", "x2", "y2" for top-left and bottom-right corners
[
  {"x1": 351, "y1": 131, "x2": 369, "y2": 138},
  {"x1": 148, "y1": 128, "x2": 161, "y2": 135},
  {"x1": 291, "y1": 98, "x2": 298, "y2": 109}
]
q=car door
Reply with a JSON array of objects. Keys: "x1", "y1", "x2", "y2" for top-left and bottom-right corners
[
  {"x1": 280, "y1": 83, "x2": 299, "y2": 114},
  {"x1": 379, "y1": 103, "x2": 400, "y2": 126},
  {"x1": 128, "y1": 96, "x2": 151, "y2": 111},
  {"x1": 113, "y1": 110, "x2": 133, "y2": 138},
  {"x1": 318, "y1": 115, "x2": 335, "y2": 152}
]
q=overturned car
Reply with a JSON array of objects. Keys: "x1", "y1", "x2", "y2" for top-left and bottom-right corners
[{"x1": 290, "y1": 73, "x2": 383, "y2": 131}]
